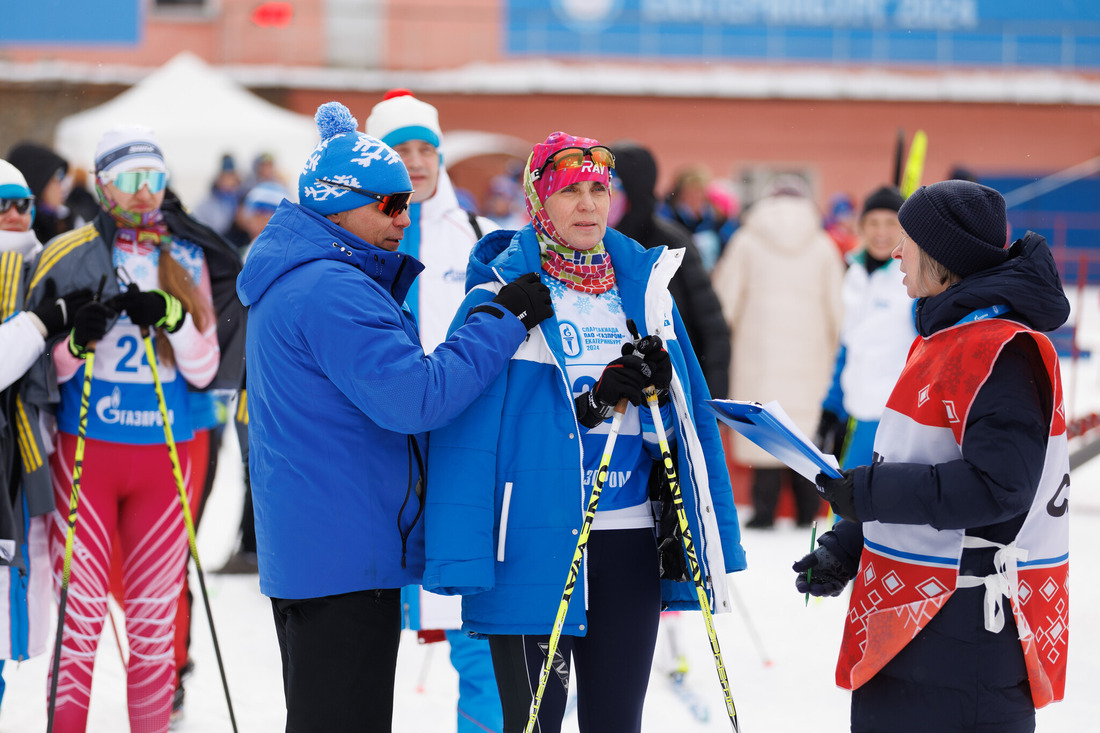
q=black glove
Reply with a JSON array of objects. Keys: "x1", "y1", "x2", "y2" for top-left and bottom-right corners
[
  {"x1": 793, "y1": 543, "x2": 855, "y2": 598},
  {"x1": 574, "y1": 352, "x2": 656, "y2": 428},
  {"x1": 30, "y1": 279, "x2": 94, "y2": 339},
  {"x1": 814, "y1": 410, "x2": 849, "y2": 457},
  {"x1": 68, "y1": 301, "x2": 115, "y2": 357},
  {"x1": 111, "y1": 284, "x2": 186, "y2": 332},
  {"x1": 624, "y1": 330, "x2": 673, "y2": 403},
  {"x1": 641, "y1": 347, "x2": 672, "y2": 404},
  {"x1": 481, "y1": 272, "x2": 553, "y2": 331},
  {"x1": 816, "y1": 470, "x2": 859, "y2": 522}
]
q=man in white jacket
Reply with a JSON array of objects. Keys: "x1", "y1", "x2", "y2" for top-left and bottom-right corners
[
  {"x1": 366, "y1": 89, "x2": 503, "y2": 733},
  {"x1": 366, "y1": 89, "x2": 499, "y2": 350}
]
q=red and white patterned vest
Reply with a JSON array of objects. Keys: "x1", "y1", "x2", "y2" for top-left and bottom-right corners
[{"x1": 837, "y1": 318, "x2": 1069, "y2": 708}]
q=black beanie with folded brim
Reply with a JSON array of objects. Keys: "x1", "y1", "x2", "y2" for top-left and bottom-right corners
[
  {"x1": 898, "y1": 180, "x2": 1008, "y2": 278},
  {"x1": 861, "y1": 185, "x2": 904, "y2": 217}
]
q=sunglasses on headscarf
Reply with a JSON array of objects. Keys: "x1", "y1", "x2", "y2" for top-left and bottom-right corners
[
  {"x1": 102, "y1": 170, "x2": 169, "y2": 195},
  {"x1": 532, "y1": 146, "x2": 616, "y2": 181},
  {"x1": 0, "y1": 197, "x2": 34, "y2": 215},
  {"x1": 315, "y1": 179, "x2": 413, "y2": 218}
]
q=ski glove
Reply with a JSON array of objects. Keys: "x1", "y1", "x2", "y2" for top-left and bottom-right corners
[
  {"x1": 575, "y1": 352, "x2": 656, "y2": 428},
  {"x1": 641, "y1": 347, "x2": 672, "y2": 404},
  {"x1": 30, "y1": 279, "x2": 94, "y2": 339},
  {"x1": 68, "y1": 300, "x2": 115, "y2": 358},
  {"x1": 471, "y1": 272, "x2": 553, "y2": 331},
  {"x1": 793, "y1": 543, "x2": 855, "y2": 597},
  {"x1": 816, "y1": 470, "x2": 859, "y2": 522},
  {"x1": 111, "y1": 284, "x2": 186, "y2": 333},
  {"x1": 814, "y1": 409, "x2": 849, "y2": 457}
]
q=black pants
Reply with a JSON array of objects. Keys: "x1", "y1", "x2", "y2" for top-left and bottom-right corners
[
  {"x1": 272, "y1": 589, "x2": 401, "y2": 732},
  {"x1": 752, "y1": 467, "x2": 821, "y2": 525},
  {"x1": 489, "y1": 528, "x2": 661, "y2": 733}
]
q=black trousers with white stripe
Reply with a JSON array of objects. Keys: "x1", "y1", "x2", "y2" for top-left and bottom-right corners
[{"x1": 488, "y1": 528, "x2": 661, "y2": 733}]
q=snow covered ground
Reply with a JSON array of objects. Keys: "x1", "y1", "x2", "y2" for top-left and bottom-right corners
[{"x1": 5, "y1": 292, "x2": 1100, "y2": 732}]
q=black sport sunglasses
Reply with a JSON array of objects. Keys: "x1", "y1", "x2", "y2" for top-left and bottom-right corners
[{"x1": 315, "y1": 179, "x2": 413, "y2": 218}]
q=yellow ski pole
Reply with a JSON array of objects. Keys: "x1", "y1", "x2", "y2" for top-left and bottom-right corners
[
  {"x1": 645, "y1": 386, "x2": 740, "y2": 731},
  {"x1": 141, "y1": 328, "x2": 239, "y2": 732},
  {"x1": 46, "y1": 343, "x2": 95, "y2": 733},
  {"x1": 524, "y1": 399, "x2": 628, "y2": 733},
  {"x1": 48, "y1": 274, "x2": 108, "y2": 733}
]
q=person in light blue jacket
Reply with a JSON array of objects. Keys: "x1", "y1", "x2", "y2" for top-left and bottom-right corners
[
  {"x1": 424, "y1": 131, "x2": 746, "y2": 733},
  {"x1": 236, "y1": 102, "x2": 552, "y2": 733}
]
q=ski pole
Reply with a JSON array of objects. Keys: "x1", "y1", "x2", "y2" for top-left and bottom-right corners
[
  {"x1": 645, "y1": 386, "x2": 740, "y2": 732},
  {"x1": 48, "y1": 274, "x2": 107, "y2": 733},
  {"x1": 46, "y1": 341, "x2": 96, "y2": 733},
  {"x1": 141, "y1": 329, "x2": 239, "y2": 733},
  {"x1": 524, "y1": 399, "x2": 628, "y2": 733},
  {"x1": 727, "y1": 577, "x2": 773, "y2": 668}
]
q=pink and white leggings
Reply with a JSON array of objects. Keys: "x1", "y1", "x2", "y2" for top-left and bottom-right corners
[{"x1": 48, "y1": 433, "x2": 191, "y2": 733}]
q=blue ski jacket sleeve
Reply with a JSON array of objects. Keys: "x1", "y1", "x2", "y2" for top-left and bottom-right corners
[{"x1": 423, "y1": 225, "x2": 745, "y2": 637}]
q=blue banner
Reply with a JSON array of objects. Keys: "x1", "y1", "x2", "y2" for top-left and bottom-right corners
[
  {"x1": 507, "y1": 1, "x2": 1100, "y2": 69},
  {"x1": 1, "y1": 0, "x2": 140, "y2": 45}
]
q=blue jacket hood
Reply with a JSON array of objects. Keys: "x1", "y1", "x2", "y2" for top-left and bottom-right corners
[
  {"x1": 238, "y1": 200, "x2": 424, "y2": 308},
  {"x1": 466, "y1": 223, "x2": 665, "y2": 296},
  {"x1": 916, "y1": 231, "x2": 1070, "y2": 336}
]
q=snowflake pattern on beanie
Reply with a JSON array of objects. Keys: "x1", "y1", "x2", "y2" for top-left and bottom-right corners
[{"x1": 298, "y1": 102, "x2": 410, "y2": 216}]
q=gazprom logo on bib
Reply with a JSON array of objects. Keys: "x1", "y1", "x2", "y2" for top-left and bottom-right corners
[
  {"x1": 552, "y1": 0, "x2": 623, "y2": 31},
  {"x1": 96, "y1": 386, "x2": 173, "y2": 427},
  {"x1": 560, "y1": 320, "x2": 582, "y2": 357}
]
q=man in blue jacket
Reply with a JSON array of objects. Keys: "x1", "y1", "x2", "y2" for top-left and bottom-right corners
[{"x1": 236, "y1": 102, "x2": 552, "y2": 733}]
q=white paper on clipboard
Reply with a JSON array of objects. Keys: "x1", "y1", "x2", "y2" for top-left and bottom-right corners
[{"x1": 705, "y1": 399, "x2": 843, "y2": 482}]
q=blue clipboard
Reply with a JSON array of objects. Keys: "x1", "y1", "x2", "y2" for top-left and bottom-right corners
[{"x1": 705, "y1": 399, "x2": 843, "y2": 482}]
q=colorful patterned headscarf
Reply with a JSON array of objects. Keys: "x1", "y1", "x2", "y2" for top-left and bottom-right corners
[{"x1": 523, "y1": 131, "x2": 616, "y2": 294}]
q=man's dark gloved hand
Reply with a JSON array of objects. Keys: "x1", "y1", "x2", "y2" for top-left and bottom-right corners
[
  {"x1": 480, "y1": 272, "x2": 553, "y2": 331},
  {"x1": 574, "y1": 353, "x2": 654, "y2": 428},
  {"x1": 68, "y1": 300, "x2": 115, "y2": 358},
  {"x1": 816, "y1": 470, "x2": 859, "y2": 522},
  {"x1": 30, "y1": 279, "x2": 94, "y2": 339},
  {"x1": 814, "y1": 409, "x2": 849, "y2": 457},
  {"x1": 793, "y1": 542, "x2": 855, "y2": 597},
  {"x1": 110, "y1": 284, "x2": 186, "y2": 333}
]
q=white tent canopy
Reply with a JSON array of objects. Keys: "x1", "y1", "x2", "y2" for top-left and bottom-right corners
[{"x1": 54, "y1": 52, "x2": 318, "y2": 208}]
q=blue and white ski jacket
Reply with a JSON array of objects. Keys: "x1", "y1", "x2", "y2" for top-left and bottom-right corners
[
  {"x1": 236, "y1": 201, "x2": 528, "y2": 600},
  {"x1": 423, "y1": 224, "x2": 746, "y2": 636}
]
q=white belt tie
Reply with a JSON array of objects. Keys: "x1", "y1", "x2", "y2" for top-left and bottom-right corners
[{"x1": 955, "y1": 536, "x2": 1028, "y2": 634}]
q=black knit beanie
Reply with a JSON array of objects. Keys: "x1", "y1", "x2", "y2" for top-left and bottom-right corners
[
  {"x1": 897, "y1": 180, "x2": 1008, "y2": 278},
  {"x1": 861, "y1": 185, "x2": 904, "y2": 217},
  {"x1": 6, "y1": 142, "x2": 68, "y2": 199}
]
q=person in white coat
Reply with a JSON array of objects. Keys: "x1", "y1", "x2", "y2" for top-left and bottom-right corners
[
  {"x1": 366, "y1": 88, "x2": 504, "y2": 733},
  {"x1": 815, "y1": 185, "x2": 916, "y2": 468},
  {"x1": 711, "y1": 175, "x2": 844, "y2": 528},
  {"x1": 0, "y1": 159, "x2": 92, "y2": 710}
]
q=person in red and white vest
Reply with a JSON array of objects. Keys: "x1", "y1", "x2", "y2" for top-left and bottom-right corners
[{"x1": 794, "y1": 179, "x2": 1071, "y2": 733}]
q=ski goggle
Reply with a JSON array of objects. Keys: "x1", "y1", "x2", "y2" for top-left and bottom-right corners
[
  {"x1": 532, "y1": 146, "x2": 616, "y2": 181},
  {"x1": 315, "y1": 179, "x2": 413, "y2": 218},
  {"x1": 0, "y1": 197, "x2": 34, "y2": 215},
  {"x1": 102, "y1": 169, "x2": 168, "y2": 194}
]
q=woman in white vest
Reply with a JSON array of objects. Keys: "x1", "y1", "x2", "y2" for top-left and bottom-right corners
[{"x1": 795, "y1": 180, "x2": 1071, "y2": 733}]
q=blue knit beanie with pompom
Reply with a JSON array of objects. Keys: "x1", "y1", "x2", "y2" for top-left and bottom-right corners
[{"x1": 298, "y1": 101, "x2": 412, "y2": 216}]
